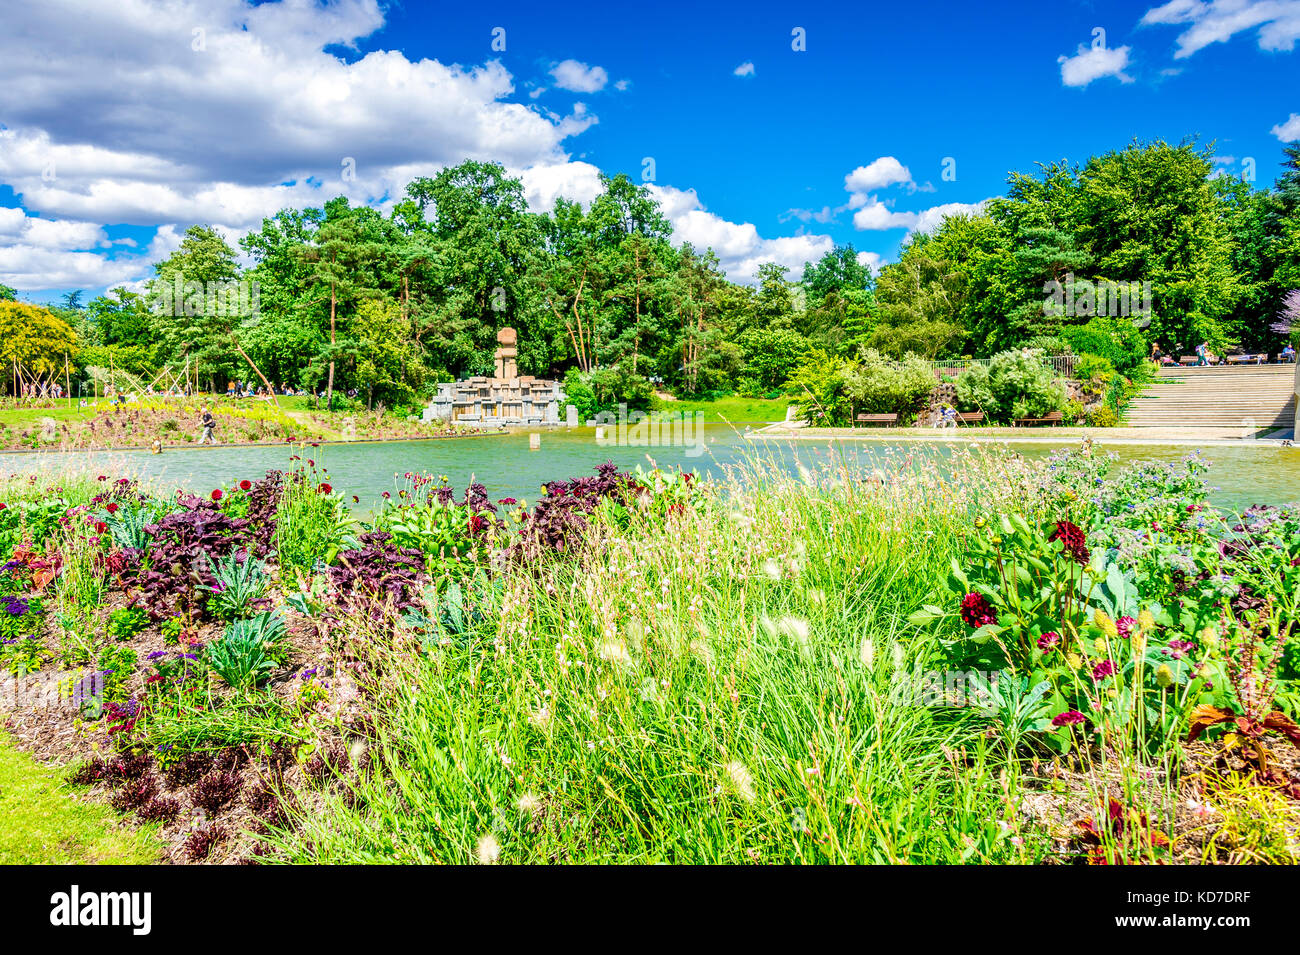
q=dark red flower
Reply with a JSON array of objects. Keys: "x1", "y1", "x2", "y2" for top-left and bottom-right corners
[
  {"x1": 318, "y1": 483, "x2": 332, "y2": 495},
  {"x1": 105, "y1": 502, "x2": 119, "y2": 514},
  {"x1": 1048, "y1": 520, "x2": 1089, "y2": 564},
  {"x1": 1037, "y1": 631, "x2": 1061, "y2": 651},
  {"x1": 1091, "y1": 659, "x2": 1116, "y2": 682},
  {"x1": 94, "y1": 521, "x2": 108, "y2": 534},
  {"x1": 239, "y1": 479, "x2": 252, "y2": 491},
  {"x1": 1115, "y1": 616, "x2": 1136, "y2": 639},
  {"x1": 0, "y1": 503, "x2": 6, "y2": 511},
  {"x1": 959, "y1": 592, "x2": 997, "y2": 629},
  {"x1": 211, "y1": 489, "x2": 223, "y2": 501}
]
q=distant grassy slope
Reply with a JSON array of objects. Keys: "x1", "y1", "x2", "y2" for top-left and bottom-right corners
[{"x1": 653, "y1": 395, "x2": 789, "y2": 423}]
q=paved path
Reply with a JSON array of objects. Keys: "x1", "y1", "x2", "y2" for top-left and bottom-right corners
[{"x1": 746, "y1": 425, "x2": 1293, "y2": 446}]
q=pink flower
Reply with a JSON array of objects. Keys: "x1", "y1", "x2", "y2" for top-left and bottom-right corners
[
  {"x1": 1116, "y1": 616, "x2": 1137, "y2": 639},
  {"x1": 1037, "y1": 631, "x2": 1061, "y2": 651},
  {"x1": 1091, "y1": 659, "x2": 1116, "y2": 682},
  {"x1": 1052, "y1": 710, "x2": 1086, "y2": 727}
]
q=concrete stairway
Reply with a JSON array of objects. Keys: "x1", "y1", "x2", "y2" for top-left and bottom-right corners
[{"x1": 1126, "y1": 364, "x2": 1297, "y2": 428}]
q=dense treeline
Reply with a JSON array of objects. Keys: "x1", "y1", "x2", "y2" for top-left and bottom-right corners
[{"x1": 5, "y1": 139, "x2": 1298, "y2": 414}]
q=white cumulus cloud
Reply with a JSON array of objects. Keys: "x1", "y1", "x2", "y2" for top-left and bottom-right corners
[
  {"x1": 1058, "y1": 43, "x2": 1135, "y2": 86},
  {"x1": 844, "y1": 157, "x2": 913, "y2": 192},
  {"x1": 1271, "y1": 112, "x2": 1300, "y2": 140},
  {"x1": 1141, "y1": 0, "x2": 1300, "y2": 58},
  {"x1": 549, "y1": 59, "x2": 609, "y2": 93}
]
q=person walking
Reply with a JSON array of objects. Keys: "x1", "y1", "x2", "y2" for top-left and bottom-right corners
[
  {"x1": 198, "y1": 407, "x2": 217, "y2": 445},
  {"x1": 1195, "y1": 342, "x2": 1208, "y2": 366}
]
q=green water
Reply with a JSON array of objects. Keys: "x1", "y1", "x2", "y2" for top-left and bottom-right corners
[{"x1": 3, "y1": 427, "x2": 1297, "y2": 511}]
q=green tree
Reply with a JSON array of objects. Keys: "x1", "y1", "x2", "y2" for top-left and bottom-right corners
[{"x1": 0, "y1": 302, "x2": 76, "y2": 394}]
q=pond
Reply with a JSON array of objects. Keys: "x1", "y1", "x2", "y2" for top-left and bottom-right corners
[{"x1": 3, "y1": 426, "x2": 1297, "y2": 511}]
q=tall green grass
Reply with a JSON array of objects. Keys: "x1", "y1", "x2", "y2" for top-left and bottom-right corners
[{"x1": 279, "y1": 448, "x2": 1054, "y2": 863}]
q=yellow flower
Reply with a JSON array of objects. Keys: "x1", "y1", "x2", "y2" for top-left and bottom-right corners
[
  {"x1": 1155, "y1": 664, "x2": 1173, "y2": 688},
  {"x1": 1093, "y1": 610, "x2": 1118, "y2": 639},
  {"x1": 1138, "y1": 609, "x2": 1156, "y2": 634},
  {"x1": 1066, "y1": 652, "x2": 1083, "y2": 670},
  {"x1": 1093, "y1": 637, "x2": 1107, "y2": 654}
]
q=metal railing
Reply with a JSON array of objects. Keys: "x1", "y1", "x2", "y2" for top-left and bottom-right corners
[{"x1": 880, "y1": 355, "x2": 1078, "y2": 379}]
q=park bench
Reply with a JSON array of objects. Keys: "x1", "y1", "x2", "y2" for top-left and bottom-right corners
[
  {"x1": 1225, "y1": 354, "x2": 1264, "y2": 365},
  {"x1": 854, "y1": 413, "x2": 898, "y2": 428},
  {"x1": 1178, "y1": 356, "x2": 1198, "y2": 365},
  {"x1": 1013, "y1": 410, "x2": 1064, "y2": 427},
  {"x1": 955, "y1": 411, "x2": 984, "y2": 425}
]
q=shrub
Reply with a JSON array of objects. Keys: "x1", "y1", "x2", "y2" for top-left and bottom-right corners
[
  {"x1": 512, "y1": 463, "x2": 635, "y2": 562},
  {"x1": 842, "y1": 349, "x2": 935, "y2": 423},
  {"x1": 1061, "y1": 316, "x2": 1147, "y2": 374},
  {"x1": 561, "y1": 368, "x2": 598, "y2": 423},
  {"x1": 956, "y1": 350, "x2": 1066, "y2": 422},
  {"x1": 1085, "y1": 404, "x2": 1119, "y2": 427},
  {"x1": 786, "y1": 349, "x2": 851, "y2": 425},
  {"x1": 374, "y1": 480, "x2": 499, "y2": 575},
  {"x1": 328, "y1": 532, "x2": 428, "y2": 617},
  {"x1": 1073, "y1": 353, "x2": 1116, "y2": 391},
  {"x1": 110, "y1": 774, "x2": 159, "y2": 812},
  {"x1": 134, "y1": 503, "x2": 249, "y2": 619}
]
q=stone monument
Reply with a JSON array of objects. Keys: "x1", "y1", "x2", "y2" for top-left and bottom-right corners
[
  {"x1": 422, "y1": 326, "x2": 565, "y2": 427},
  {"x1": 494, "y1": 327, "x2": 518, "y2": 380}
]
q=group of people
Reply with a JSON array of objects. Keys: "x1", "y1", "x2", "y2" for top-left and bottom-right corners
[
  {"x1": 224, "y1": 380, "x2": 310, "y2": 398},
  {"x1": 1149, "y1": 342, "x2": 1296, "y2": 365}
]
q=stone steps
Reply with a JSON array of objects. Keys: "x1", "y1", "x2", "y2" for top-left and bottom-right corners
[{"x1": 1126, "y1": 366, "x2": 1296, "y2": 428}]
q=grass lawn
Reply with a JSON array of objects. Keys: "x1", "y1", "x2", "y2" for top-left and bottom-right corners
[
  {"x1": 653, "y1": 395, "x2": 790, "y2": 423},
  {"x1": 0, "y1": 404, "x2": 94, "y2": 430},
  {"x1": 0, "y1": 734, "x2": 159, "y2": 864}
]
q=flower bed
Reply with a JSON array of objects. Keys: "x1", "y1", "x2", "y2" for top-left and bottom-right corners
[{"x1": 0, "y1": 444, "x2": 1296, "y2": 864}]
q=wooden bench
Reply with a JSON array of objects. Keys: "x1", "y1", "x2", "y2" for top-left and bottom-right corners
[
  {"x1": 855, "y1": 413, "x2": 898, "y2": 428},
  {"x1": 1014, "y1": 410, "x2": 1064, "y2": 427},
  {"x1": 955, "y1": 411, "x2": 984, "y2": 425},
  {"x1": 1226, "y1": 354, "x2": 1264, "y2": 365}
]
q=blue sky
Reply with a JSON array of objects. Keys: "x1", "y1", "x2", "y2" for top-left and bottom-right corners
[{"x1": 1, "y1": 0, "x2": 1297, "y2": 300}]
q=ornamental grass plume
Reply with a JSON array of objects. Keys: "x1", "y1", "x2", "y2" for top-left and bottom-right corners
[
  {"x1": 475, "y1": 833, "x2": 502, "y2": 865},
  {"x1": 724, "y1": 761, "x2": 756, "y2": 803}
]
